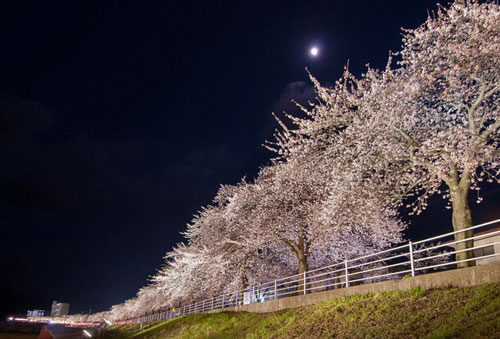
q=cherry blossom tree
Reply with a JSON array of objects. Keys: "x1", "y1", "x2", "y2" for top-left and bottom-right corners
[
  {"x1": 249, "y1": 161, "x2": 328, "y2": 275},
  {"x1": 360, "y1": 0, "x2": 500, "y2": 266},
  {"x1": 262, "y1": 62, "x2": 406, "y2": 274},
  {"x1": 272, "y1": 0, "x2": 500, "y2": 268},
  {"x1": 190, "y1": 183, "x2": 295, "y2": 287},
  {"x1": 238, "y1": 157, "x2": 404, "y2": 277},
  {"x1": 151, "y1": 183, "x2": 293, "y2": 307}
]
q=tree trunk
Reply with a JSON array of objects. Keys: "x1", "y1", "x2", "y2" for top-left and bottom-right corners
[
  {"x1": 450, "y1": 184, "x2": 475, "y2": 268},
  {"x1": 296, "y1": 235, "x2": 308, "y2": 293},
  {"x1": 281, "y1": 233, "x2": 309, "y2": 294},
  {"x1": 240, "y1": 274, "x2": 248, "y2": 290},
  {"x1": 297, "y1": 250, "x2": 308, "y2": 274}
]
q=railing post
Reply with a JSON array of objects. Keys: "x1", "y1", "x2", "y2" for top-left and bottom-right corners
[
  {"x1": 274, "y1": 279, "x2": 277, "y2": 300},
  {"x1": 222, "y1": 294, "x2": 224, "y2": 308},
  {"x1": 344, "y1": 259, "x2": 349, "y2": 288},
  {"x1": 409, "y1": 241, "x2": 415, "y2": 277},
  {"x1": 303, "y1": 271, "x2": 307, "y2": 295},
  {"x1": 211, "y1": 297, "x2": 214, "y2": 310}
]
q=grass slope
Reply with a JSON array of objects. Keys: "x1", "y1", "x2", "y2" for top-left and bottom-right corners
[{"x1": 104, "y1": 282, "x2": 500, "y2": 338}]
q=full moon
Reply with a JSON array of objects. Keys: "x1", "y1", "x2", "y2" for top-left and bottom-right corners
[{"x1": 310, "y1": 47, "x2": 319, "y2": 56}]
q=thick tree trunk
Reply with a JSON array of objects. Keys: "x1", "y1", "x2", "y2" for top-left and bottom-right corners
[
  {"x1": 281, "y1": 233, "x2": 309, "y2": 294},
  {"x1": 239, "y1": 273, "x2": 248, "y2": 290},
  {"x1": 450, "y1": 185, "x2": 475, "y2": 268},
  {"x1": 297, "y1": 251, "x2": 308, "y2": 274},
  {"x1": 296, "y1": 251, "x2": 308, "y2": 294},
  {"x1": 296, "y1": 235, "x2": 308, "y2": 293}
]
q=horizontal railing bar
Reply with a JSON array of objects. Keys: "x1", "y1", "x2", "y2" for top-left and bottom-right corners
[
  {"x1": 413, "y1": 218, "x2": 500, "y2": 245},
  {"x1": 413, "y1": 250, "x2": 455, "y2": 264},
  {"x1": 308, "y1": 267, "x2": 346, "y2": 279},
  {"x1": 278, "y1": 277, "x2": 303, "y2": 285},
  {"x1": 307, "y1": 276, "x2": 345, "y2": 287},
  {"x1": 307, "y1": 280, "x2": 345, "y2": 292},
  {"x1": 348, "y1": 243, "x2": 411, "y2": 263},
  {"x1": 347, "y1": 252, "x2": 409, "y2": 270},
  {"x1": 276, "y1": 286, "x2": 301, "y2": 293},
  {"x1": 277, "y1": 289, "x2": 302, "y2": 298},
  {"x1": 348, "y1": 269, "x2": 412, "y2": 284},
  {"x1": 347, "y1": 244, "x2": 408, "y2": 262},
  {"x1": 414, "y1": 234, "x2": 500, "y2": 256},
  {"x1": 275, "y1": 272, "x2": 303, "y2": 282},
  {"x1": 307, "y1": 270, "x2": 345, "y2": 281},
  {"x1": 412, "y1": 235, "x2": 494, "y2": 255},
  {"x1": 348, "y1": 260, "x2": 411, "y2": 277},
  {"x1": 473, "y1": 229, "x2": 500, "y2": 242},
  {"x1": 306, "y1": 261, "x2": 345, "y2": 274},
  {"x1": 415, "y1": 252, "x2": 500, "y2": 272}
]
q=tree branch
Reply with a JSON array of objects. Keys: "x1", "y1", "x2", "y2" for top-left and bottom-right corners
[
  {"x1": 392, "y1": 126, "x2": 420, "y2": 148},
  {"x1": 468, "y1": 77, "x2": 486, "y2": 133},
  {"x1": 280, "y1": 237, "x2": 298, "y2": 257},
  {"x1": 255, "y1": 249, "x2": 290, "y2": 262}
]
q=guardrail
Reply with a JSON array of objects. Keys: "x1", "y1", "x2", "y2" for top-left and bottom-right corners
[{"x1": 123, "y1": 218, "x2": 500, "y2": 324}]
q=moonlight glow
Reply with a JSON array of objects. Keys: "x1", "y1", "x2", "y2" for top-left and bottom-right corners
[{"x1": 310, "y1": 47, "x2": 319, "y2": 56}]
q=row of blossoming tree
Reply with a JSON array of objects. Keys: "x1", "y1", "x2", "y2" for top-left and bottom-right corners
[{"x1": 69, "y1": 0, "x2": 500, "y2": 322}]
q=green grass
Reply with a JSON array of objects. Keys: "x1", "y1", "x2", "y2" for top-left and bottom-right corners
[{"x1": 103, "y1": 282, "x2": 500, "y2": 338}]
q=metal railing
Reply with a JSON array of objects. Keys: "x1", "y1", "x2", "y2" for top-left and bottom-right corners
[{"x1": 122, "y1": 218, "x2": 500, "y2": 324}]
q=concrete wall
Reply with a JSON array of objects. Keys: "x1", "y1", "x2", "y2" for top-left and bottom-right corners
[{"x1": 214, "y1": 260, "x2": 500, "y2": 314}]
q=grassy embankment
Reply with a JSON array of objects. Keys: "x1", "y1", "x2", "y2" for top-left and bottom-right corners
[{"x1": 104, "y1": 282, "x2": 500, "y2": 338}]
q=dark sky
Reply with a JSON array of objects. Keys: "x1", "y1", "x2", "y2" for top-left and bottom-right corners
[{"x1": 1, "y1": 0, "x2": 498, "y2": 317}]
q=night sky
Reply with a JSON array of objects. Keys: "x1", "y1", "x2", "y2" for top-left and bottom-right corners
[{"x1": 1, "y1": 0, "x2": 499, "y2": 317}]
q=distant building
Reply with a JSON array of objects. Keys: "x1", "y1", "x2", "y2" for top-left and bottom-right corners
[
  {"x1": 51, "y1": 301, "x2": 70, "y2": 317},
  {"x1": 27, "y1": 310, "x2": 45, "y2": 317},
  {"x1": 474, "y1": 226, "x2": 500, "y2": 266},
  {"x1": 447, "y1": 225, "x2": 500, "y2": 266}
]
